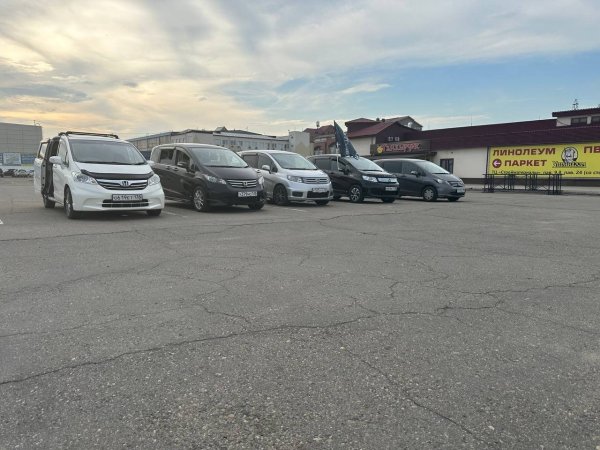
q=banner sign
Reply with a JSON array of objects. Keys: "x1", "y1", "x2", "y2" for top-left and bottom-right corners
[
  {"x1": 371, "y1": 140, "x2": 430, "y2": 156},
  {"x1": 487, "y1": 143, "x2": 600, "y2": 178}
]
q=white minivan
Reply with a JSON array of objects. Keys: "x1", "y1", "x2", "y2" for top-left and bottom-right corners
[
  {"x1": 238, "y1": 150, "x2": 333, "y2": 205},
  {"x1": 33, "y1": 131, "x2": 165, "y2": 219}
]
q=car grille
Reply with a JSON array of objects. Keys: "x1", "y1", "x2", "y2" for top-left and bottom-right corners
[
  {"x1": 97, "y1": 179, "x2": 148, "y2": 190},
  {"x1": 307, "y1": 191, "x2": 330, "y2": 198},
  {"x1": 448, "y1": 181, "x2": 464, "y2": 187},
  {"x1": 304, "y1": 177, "x2": 329, "y2": 184},
  {"x1": 102, "y1": 200, "x2": 149, "y2": 208},
  {"x1": 377, "y1": 177, "x2": 396, "y2": 183},
  {"x1": 227, "y1": 179, "x2": 257, "y2": 188}
]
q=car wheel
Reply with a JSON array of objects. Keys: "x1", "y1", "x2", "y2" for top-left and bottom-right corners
[
  {"x1": 422, "y1": 186, "x2": 438, "y2": 202},
  {"x1": 192, "y1": 186, "x2": 210, "y2": 212},
  {"x1": 147, "y1": 209, "x2": 162, "y2": 216},
  {"x1": 348, "y1": 184, "x2": 364, "y2": 203},
  {"x1": 447, "y1": 197, "x2": 460, "y2": 202},
  {"x1": 381, "y1": 197, "x2": 395, "y2": 203},
  {"x1": 273, "y1": 184, "x2": 289, "y2": 206},
  {"x1": 315, "y1": 200, "x2": 329, "y2": 206},
  {"x1": 64, "y1": 187, "x2": 80, "y2": 219},
  {"x1": 248, "y1": 202, "x2": 264, "y2": 210},
  {"x1": 42, "y1": 192, "x2": 55, "y2": 209}
]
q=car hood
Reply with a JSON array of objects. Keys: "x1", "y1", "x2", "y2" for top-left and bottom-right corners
[
  {"x1": 74, "y1": 162, "x2": 153, "y2": 176},
  {"x1": 285, "y1": 169, "x2": 328, "y2": 178},
  {"x1": 430, "y1": 173, "x2": 463, "y2": 183},
  {"x1": 202, "y1": 166, "x2": 259, "y2": 180}
]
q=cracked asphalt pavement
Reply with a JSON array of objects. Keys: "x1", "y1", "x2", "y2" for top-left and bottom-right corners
[{"x1": 1, "y1": 178, "x2": 599, "y2": 449}]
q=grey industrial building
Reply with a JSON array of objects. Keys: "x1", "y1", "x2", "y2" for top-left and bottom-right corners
[{"x1": 0, "y1": 122, "x2": 43, "y2": 168}]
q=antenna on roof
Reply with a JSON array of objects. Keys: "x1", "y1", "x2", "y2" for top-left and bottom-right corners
[{"x1": 572, "y1": 99, "x2": 579, "y2": 110}]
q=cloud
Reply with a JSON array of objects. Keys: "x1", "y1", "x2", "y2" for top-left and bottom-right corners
[
  {"x1": 0, "y1": 0, "x2": 599, "y2": 137},
  {"x1": 341, "y1": 83, "x2": 391, "y2": 95}
]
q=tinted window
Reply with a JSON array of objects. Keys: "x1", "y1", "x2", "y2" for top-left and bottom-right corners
[
  {"x1": 189, "y1": 147, "x2": 247, "y2": 168},
  {"x1": 257, "y1": 154, "x2": 273, "y2": 170},
  {"x1": 312, "y1": 158, "x2": 330, "y2": 171},
  {"x1": 383, "y1": 161, "x2": 402, "y2": 173},
  {"x1": 416, "y1": 160, "x2": 450, "y2": 174},
  {"x1": 402, "y1": 161, "x2": 419, "y2": 175},
  {"x1": 242, "y1": 154, "x2": 258, "y2": 168},
  {"x1": 158, "y1": 148, "x2": 174, "y2": 164},
  {"x1": 333, "y1": 158, "x2": 348, "y2": 172},
  {"x1": 175, "y1": 149, "x2": 190, "y2": 167},
  {"x1": 344, "y1": 157, "x2": 384, "y2": 172}
]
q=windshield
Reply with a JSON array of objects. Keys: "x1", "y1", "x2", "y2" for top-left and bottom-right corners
[
  {"x1": 190, "y1": 147, "x2": 248, "y2": 168},
  {"x1": 344, "y1": 156, "x2": 384, "y2": 172},
  {"x1": 71, "y1": 140, "x2": 147, "y2": 165},
  {"x1": 271, "y1": 153, "x2": 317, "y2": 170},
  {"x1": 418, "y1": 160, "x2": 450, "y2": 174}
]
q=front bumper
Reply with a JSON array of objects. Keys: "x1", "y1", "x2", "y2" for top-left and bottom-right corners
[
  {"x1": 438, "y1": 184, "x2": 466, "y2": 198},
  {"x1": 363, "y1": 182, "x2": 399, "y2": 198},
  {"x1": 286, "y1": 181, "x2": 333, "y2": 202},
  {"x1": 71, "y1": 182, "x2": 165, "y2": 211},
  {"x1": 206, "y1": 185, "x2": 266, "y2": 206}
]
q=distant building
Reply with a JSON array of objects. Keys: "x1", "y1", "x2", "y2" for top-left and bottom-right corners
[
  {"x1": 303, "y1": 124, "x2": 337, "y2": 155},
  {"x1": 128, "y1": 127, "x2": 310, "y2": 158},
  {"x1": 0, "y1": 122, "x2": 43, "y2": 168},
  {"x1": 346, "y1": 108, "x2": 600, "y2": 183}
]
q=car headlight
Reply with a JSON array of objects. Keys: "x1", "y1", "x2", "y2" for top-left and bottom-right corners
[
  {"x1": 362, "y1": 175, "x2": 377, "y2": 182},
  {"x1": 287, "y1": 175, "x2": 304, "y2": 183},
  {"x1": 389, "y1": 177, "x2": 397, "y2": 183},
  {"x1": 203, "y1": 174, "x2": 227, "y2": 184},
  {"x1": 72, "y1": 172, "x2": 97, "y2": 184},
  {"x1": 148, "y1": 174, "x2": 161, "y2": 186},
  {"x1": 258, "y1": 176, "x2": 264, "y2": 186}
]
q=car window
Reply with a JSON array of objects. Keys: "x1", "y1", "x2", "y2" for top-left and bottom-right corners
[
  {"x1": 257, "y1": 154, "x2": 273, "y2": 170},
  {"x1": 158, "y1": 148, "x2": 174, "y2": 165},
  {"x1": 384, "y1": 161, "x2": 403, "y2": 173},
  {"x1": 175, "y1": 149, "x2": 190, "y2": 167},
  {"x1": 402, "y1": 161, "x2": 419, "y2": 174},
  {"x1": 312, "y1": 158, "x2": 330, "y2": 171},
  {"x1": 333, "y1": 158, "x2": 348, "y2": 172},
  {"x1": 58, "y1": 141, "x2": 68, "y2": 164},
  {"x1": 38, "y1": 142, "x2": 47, "y2": 159},
  {"x1": 242, "y1": 154, "x2": 258, "y2": 168}
]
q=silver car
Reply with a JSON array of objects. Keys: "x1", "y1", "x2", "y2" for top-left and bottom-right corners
[{"x1": 239, "y1": 150, "x2": 333, "y2": 205}]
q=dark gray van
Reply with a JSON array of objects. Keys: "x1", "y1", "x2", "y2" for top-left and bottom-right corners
[{"x1": 374, "y1": 158, "x2": 465, "y2": 202}]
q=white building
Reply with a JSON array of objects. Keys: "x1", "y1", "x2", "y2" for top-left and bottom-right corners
[
  {"x1": 0, "y1": 122, "x2": 43, "y2": 168},
  {"x1": 128, "y1": 127, "x2": 311, "y2": 157}
]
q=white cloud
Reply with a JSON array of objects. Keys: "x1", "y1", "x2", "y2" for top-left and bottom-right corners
[{"x1": 341, "y1": 83, "x2": 391, "y2": 95}]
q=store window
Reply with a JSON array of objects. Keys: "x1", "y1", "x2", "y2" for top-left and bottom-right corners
[
  {"x1": 591, "y1": 116, "x2": 600, "y2": 124},
  {"x1": 571, "y1": 117, "x2": 587, "y2": 125},
  {"x1": 440, "y1": 158, "x2": 454, "y2": 173}
]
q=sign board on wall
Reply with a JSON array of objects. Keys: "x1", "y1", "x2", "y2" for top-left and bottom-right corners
[
  {"x1": 370, "y1": 140, "x2": 430, "y2": 156},
  {"x1": 487, "y1": 143, "x2": 600, "y2": 178}
]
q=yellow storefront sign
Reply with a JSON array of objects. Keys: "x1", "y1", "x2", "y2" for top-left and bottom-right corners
[{"x1": 487, "y1": 142, "x2": 600, "y2": 178}]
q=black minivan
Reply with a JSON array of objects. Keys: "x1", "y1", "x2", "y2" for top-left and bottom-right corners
[
  {"x1": 150, "y1": 144, "x2": 266, "y2": 211},
  {"x1": 308, "y1": 154, "x2": 398, "y2": 203},
  {"x1": 374, "y1": 158, "x2": 465, "y2": 202}
]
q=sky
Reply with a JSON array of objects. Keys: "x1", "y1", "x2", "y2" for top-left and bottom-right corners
[{"x1": 1, "y1": 0, "x2": 600, "y2": 140}]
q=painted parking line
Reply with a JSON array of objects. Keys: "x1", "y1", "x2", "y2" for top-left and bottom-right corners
[{"x1": 163, "y1": 211, "x2": 188, "y2": 217}]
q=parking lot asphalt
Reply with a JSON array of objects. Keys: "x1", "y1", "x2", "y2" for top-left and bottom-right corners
[{"x1": 1, "y1": 178, "x2": 599, "y2": 449}]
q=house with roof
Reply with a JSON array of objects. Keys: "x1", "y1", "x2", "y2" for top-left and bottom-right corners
[{"x1": 345, "y1": 108, "x2": 600, "y2": 184}]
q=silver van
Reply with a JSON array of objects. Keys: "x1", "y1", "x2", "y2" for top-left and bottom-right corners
[{"x1": 239, "y1": 150, "x2": 333, "y2": 205}]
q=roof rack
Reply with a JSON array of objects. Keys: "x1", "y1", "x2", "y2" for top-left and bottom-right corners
[{"x1": 59, "y1": 131, "x2": 119, "y2": 139}]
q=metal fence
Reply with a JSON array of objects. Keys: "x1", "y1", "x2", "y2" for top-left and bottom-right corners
[{"x1": 483, "y1": 173, "x2": 562, "y2": 195}]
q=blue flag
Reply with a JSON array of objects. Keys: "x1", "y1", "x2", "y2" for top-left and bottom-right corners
[{"x1": 334, "y1": 121, "x2": 358, "y2": 158}]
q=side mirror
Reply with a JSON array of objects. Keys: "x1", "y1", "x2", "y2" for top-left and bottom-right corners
[
  {"x1": 410, "y1": 170, "x2": 419, "y2": 176},
  {"x1": 49, "y1": 156, "x2": 62, "y2": 165},
  {"x1": 147, "y1": 160, "x2": 155, "y2": 167},
  {"x1": 343, "y1": 168, "x2": 350, "y2": 175},
  {"x1": 177, "y1": 161, "x2": 188, "y2": 169},
  {"x1": 261, "y1": 164, "x2": 271, "y2": 172}
]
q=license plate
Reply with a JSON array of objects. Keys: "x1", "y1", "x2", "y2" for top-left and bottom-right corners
[
  {"x1": 238, "y1": 191, "x2": 257, "y2": 197},
  {"x1": 312, "y1": 188, "x2": 328, "y2": 193},
  {"x1": 456, "y1": 188, "x2": 465, "y2": 193},
  {"x1": 385, "y1": 186, "x2": 397, "y2": 191},
  {"x1": 112, "y1": 194, "x2": 142, "y2": 201}
]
